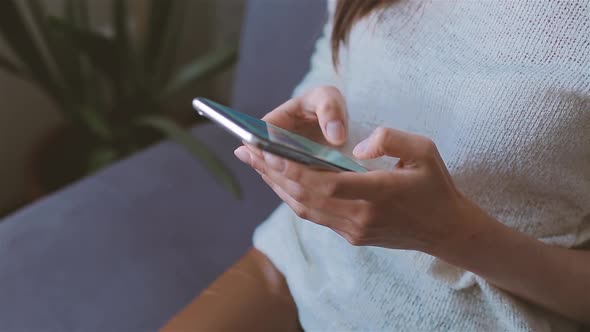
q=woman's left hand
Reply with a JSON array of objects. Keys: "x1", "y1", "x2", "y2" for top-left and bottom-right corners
[
  {"x1": 234, "y1": 126, "x2": 486, "y2": 254},
  {"x1": 236, "y1": 126, "x2": 590, "y2": 325}
]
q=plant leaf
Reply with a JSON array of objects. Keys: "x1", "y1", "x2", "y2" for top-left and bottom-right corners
[
  {"x1": 79, "y1": 106, "x2": 113, "y2": 141},
  {"x1": 112, "y1": 0, "x2": 128, "y2": 104},
  {"x1": 61, "y1": 0, "x2": 88, "y2": 98},
  {"x1": 28, "y1": 1, "x2": 84, "y2": 102},
  {"x1": 154, "y1": 0, "x2": 188, "y2": 85},
  {"x1": 87, "y1": 145, "x2": 119, "y2": 173},
  {"x1": 160, "y1": 42, "x2": 238, "y2": 101},
  {"x1": 45, "y1": 17, "x2": 118, "y2": 140},
  {"x1": 13, "y1": 2, "x2": 104, "y2": 138},
  {"x1": 63, "y1": 0, "x2": 76, "y2": 24},
  {"x1": 78, "y1": 0, "x2": 90, "y2": 30},
  {"x1": 143, "y1": 0, "x2": 173, "y2": 74},
  {"x1": 74, "y1": 0, "x2": 102, "y2": 119},
  {"x1": 47, "y1": 17, "x2": 119, "y2": 83},
  {"x1": 0, "y1": 0, "x2": 60, "y2": 101},
  {"x1": 136, "y1": 115, "x2": 241, "y2": 198},
  {"x1": 0, "y1": 53, "x2": 25, "y2": 78},
  {"x1": 113, "y1": 0, "x2": 129, "y2": 54},
  {"x1": 62, "y1": 0, "x2": 85, "y2": 89}
]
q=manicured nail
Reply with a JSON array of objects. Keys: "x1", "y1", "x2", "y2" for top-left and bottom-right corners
[
  {"x1": 353, "y1": 138, "x2": 369, "y2": 155},
  {"x1": 234, "y1": 147, "x2": 250, "y2": 163},
  {"x1": 263, "y1": 151, "x2": 283, "y2": 170},
  {"x1": 326, "y1": 120, "x2": 345, "y2": 143}
]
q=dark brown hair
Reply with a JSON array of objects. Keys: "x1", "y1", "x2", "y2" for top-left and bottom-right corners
[{"x1": 331, "y1": 0, "x2": 394, "y2": 66}]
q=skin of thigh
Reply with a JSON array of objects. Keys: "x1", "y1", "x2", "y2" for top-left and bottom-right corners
[{"x1": 160, "y1": 248, "x2": 301, "y2": 332}]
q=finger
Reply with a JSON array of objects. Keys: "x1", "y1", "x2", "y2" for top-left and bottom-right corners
[
  {"x1": 304, "y1": 86, "x2": 348, "y2": 146},
  {"x1": 259, "y1": 165, "x2": 365, "y2": 219},
  {"x1": 261, "y1": 98, "x2": 303, "y2": 130},
  {"x1": 256, "y1": 151, "x2": 391, "y2": 200},
  {"x1": 260, "y1": 173, "x2": 351, "y2": 233},
  {"x1": 239, "y1": 146, "x2": 396, "y2": 201},
  {"x1": 352, "y1": 127, "x2": 435, "y2": 162},
  {"x1": 234, "y1": 146, "x2": 251, "y2": 164},
  {"x1": 243, "y1": 143, "x2": 263, "y2": 159}
]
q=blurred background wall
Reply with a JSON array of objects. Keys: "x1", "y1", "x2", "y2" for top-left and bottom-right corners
[{"x1": 0, "y1": 0, "x2": 244, "y2": 215}]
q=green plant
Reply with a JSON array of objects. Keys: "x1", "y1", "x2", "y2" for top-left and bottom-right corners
[{"x1": 0, "y1": 0, "x2": 241, "y2": 197}]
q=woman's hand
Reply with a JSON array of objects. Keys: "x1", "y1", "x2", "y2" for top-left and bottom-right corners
[
  {"x1": 236, "y1": 122, "x2": 485, "y2": 254},
  {"x1": 236, "y1": 90, "x2": 590, "y2": 325},
  {"x1": 235, "y1": 88, "x2": 590, "y2": 324},
  {"x1": 256, "y1": 85, "x2": 348, "y2": 146}
]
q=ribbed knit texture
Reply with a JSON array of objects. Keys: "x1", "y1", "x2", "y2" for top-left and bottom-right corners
[{"x1": 253, "y1": 1, "x2": 590, "y2": 330}]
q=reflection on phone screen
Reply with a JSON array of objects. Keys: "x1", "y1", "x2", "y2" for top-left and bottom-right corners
[{"x1": 202, "y1": 99, "x2": 367, "y2": 172}]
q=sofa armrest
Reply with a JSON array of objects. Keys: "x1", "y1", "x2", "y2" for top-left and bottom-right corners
[{"x1": 0, "y1": 124, "x2": 279, "y2": 331}]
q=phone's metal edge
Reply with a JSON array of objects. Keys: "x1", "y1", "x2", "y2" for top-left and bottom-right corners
[
  {"x1": 192, "y1": 98, "x2": 255, "y2": 144},
  {"x1": 263, "y1": 141, "x2": 352, "y2": 172},
  {"x1": 192, "y1": 97, "x2": 366, "y2": 173}
]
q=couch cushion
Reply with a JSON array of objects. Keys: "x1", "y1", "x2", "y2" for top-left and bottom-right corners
[
  {"x1": 0, "y1": 125, "x2": 278, "y2": 331},
  {"x1": 0, "y1": 0, "x2": 327, "y2": 330},
  {"x1": 232, "y1": 0, "x2": 327, "y2": 115}
]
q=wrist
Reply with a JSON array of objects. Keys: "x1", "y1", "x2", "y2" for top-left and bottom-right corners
[
  {"x1": 427, "y1": 195, "x2": 504, "y2": 267},
  {"x1": 427, "y1": 195, "x2": 544, "y2": 280}
]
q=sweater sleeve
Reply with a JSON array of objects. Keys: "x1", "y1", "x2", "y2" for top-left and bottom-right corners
[{"x1": 292, "y1": 0, "x2": 340, "y2": 98}]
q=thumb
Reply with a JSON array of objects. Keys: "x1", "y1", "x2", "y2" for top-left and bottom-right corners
[{"x1": 353, "y1": 127, "x2": 429, "y2": 161}]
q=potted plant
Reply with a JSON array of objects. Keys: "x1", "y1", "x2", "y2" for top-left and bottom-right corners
[{"x1": 0, "y1": 0, "x2": 241, "y2": 198}]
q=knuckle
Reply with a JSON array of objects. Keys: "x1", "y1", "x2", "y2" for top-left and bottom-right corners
[
  {"x1": 292, "y1": 97, "x2": 305, "y2": 111},
  {"x1": 319, "y1": 100, "x2": 342, "y2": 117},
  {"x1": 292, "y1": 95, "x2": 304, "y2": 104},
  {"x1": 293, "y1": 205, "x2": 309, "y2": 220},
  {"x1": 418, "y1": 137, "x2": 438, "y2": 158},
  {"x1": 305, "y1": 87, "x2": 324, "y2": 101},
  {"x1": 315, "y1": 197, "x2": 331, "y2": 210},
  {"x1": 284, "y1": 161, "x2": 302, "y2": 181},
  {"x1": 351, "y1": 204, "x2": 366, "y2": 221},
  {"x1": 374, "y1": 127, "x2": 390, "y2": 144},
  {"x1": 357, "y1": 205, "x2": 376, "y2": 225},
  {"x1": 323, "y1": 181, "x2": 340, "y2": 197},
  {"x1": 351, "y1": 216, "x2": 371, "y2": 238},
  {"x1": 323, "y1": 86, "x2": 345, "y2": 103},
  {"x1": 356, "y1": 221, "x2": 370, "y2": 237},
  {"x1": 288, "y1": 184, "x2": 307, "y2": 203},
  {"x1": 321, "y1": 85, "x2": 340, "y2": 94},
  {"x1": 316, "y1": 85, "x2": 340, "y2": 98},
  {"x1": 250, "y1": 157, "x2": 265, "y2": 173},
  {"x1": 344, "y1": 232, "x2": 364, "y2": 246},
  {"x1": 305, "y1": 86, "x2": 346, "y2": 119}
]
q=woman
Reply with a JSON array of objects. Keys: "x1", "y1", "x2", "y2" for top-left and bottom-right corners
[{"x1": 164, "y1": 0, "x2": 590, "y2": 330}]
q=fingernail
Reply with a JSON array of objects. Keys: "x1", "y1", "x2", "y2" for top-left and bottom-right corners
[
  {"x1": 353, "y1": 138, "x2": 369, "y2": 155},
  {"x1": 234, "y1": 147, "x2": 250, "y2": 163},
  {"x1": 326, "y1": 120, "x2": 345, "y2": 143},
  {"x1": 263, "y1": 151, "x2": 283, "y2": 170}
]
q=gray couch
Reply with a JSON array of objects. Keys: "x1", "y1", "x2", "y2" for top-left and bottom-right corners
[{"x1": 0, "y1": 1, "x2": 325, "y2": 330}]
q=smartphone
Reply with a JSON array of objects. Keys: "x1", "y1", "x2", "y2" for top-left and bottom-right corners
[{"x1": 192, "y1": 98, "x2": 367, "y2": 172}]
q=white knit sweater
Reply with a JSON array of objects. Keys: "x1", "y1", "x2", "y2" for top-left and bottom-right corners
[{"x1": 253, "y1": 1, "x2": 590, "y2": 331}]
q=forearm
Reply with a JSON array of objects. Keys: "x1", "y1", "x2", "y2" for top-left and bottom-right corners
[{"x1": 434, "y1": 199, "x2": 590, "y2": 325}]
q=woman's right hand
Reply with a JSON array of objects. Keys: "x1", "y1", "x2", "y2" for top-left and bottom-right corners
[{"x1": 255, "y1": 85, "x2": 348, "y2": 147}]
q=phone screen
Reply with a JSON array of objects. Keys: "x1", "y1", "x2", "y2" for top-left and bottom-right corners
[{"x1": 199, "y1": 99, "x2": 367, "y2": 172}]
